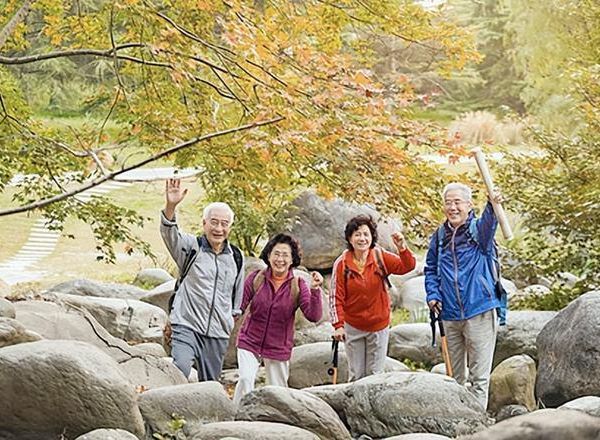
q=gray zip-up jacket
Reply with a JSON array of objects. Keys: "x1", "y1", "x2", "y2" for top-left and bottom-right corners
[{"x1": 160, "y1": 211, "x2": 244, "y2": 339}]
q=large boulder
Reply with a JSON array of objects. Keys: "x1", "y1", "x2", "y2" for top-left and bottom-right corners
[
  {"x1": 14, "y1": 300, "x2": 186, "y2": 389},
  {"x1": 282, "y1": 191, "x2": 403, "y2": 270},
  {"x1": 138, "y1": 382, "x2": 235, "y2": 437},
  {"x1": 383, "y1": 435, "x2": 451, "y2": 440},
  {"x1": 236, "y1": 385, "x2": 351, "y2": 440},
  {"x1": 388, "y1": 323, "x2": 442, "y2": 366},
  {"x1": 321, "y1": 372, "x2": 490, "y2": 438},
  {"x1": 133, "y1": 268, "x2": 173, "y2": 288},
  {"x1": 294, "y1": 321, "x2": 334, "y2": 346},
  {"x1": 47, "y1": 278, "x2": 147, "y2": 299},
  {"x1": 0, "y1": 340, "x2": 145, "y2": 440},
  {"x1": 75, "y1": 429, "x2": 139, "y2": 440},
  {"x1": 139, "y1": 280, "x2": 175, "y2": 313},
  {"x1": 460, "y1": 409, "x2": 600, "y2": 440},
  {"x1": 494, "y1": 310, "x2": 557, "y2": 367},
  {"x1": 488, "y1": 354, "x2": 536, "y2": 414},
  {"x1": 289, "y1": 341, "x2": 409, "y2": 388},
  {"x1": 0, "y1": 297, "x2": 15, "y2": 318},
  {"x1": 187, "y1": 421, "x2": 320, "y2": 439},
  {"x1": 393, "y1": 276, "x2": 428, "y2": 321},
  {"x1": 44, "y1": 291, "x2": 167, "y2": 344},
  {"x1": 0, "y1": 317, "x2": 42, "y2": 348},
  {"x1": 536, "y1": 292, "x2": 600, "y2": 407},
  {"x1": 559, "y1": 396, "x2": 600, "y2": 418}
]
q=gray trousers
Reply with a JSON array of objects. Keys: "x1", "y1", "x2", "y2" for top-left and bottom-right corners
[
  {"x1": 344, "y1": 323, "x2": 389, "y2": 382},
  {"x1": 171, "y1": 324, "x2": 229, "y2": 381},
  {"x1": 443, "y1": 309, "x2": 497, "y2": 411}
]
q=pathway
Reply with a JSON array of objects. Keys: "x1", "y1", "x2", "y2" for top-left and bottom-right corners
[{"x1": 0, "y1": 167, "x2": 201, "y2": 285}]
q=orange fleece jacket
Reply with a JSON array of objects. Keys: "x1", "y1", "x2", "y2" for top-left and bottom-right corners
[{"x1": 329, "y1": 247, "x2": 416, "y2": 332}]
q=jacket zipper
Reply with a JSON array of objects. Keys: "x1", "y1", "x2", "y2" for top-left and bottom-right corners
[
  {"x1": 450, "y1": 228, "x2": 465, "y2": 319},
  {"x1": 204, "y1": 252, "x2": 220, "y2": 336},
  {"x1": 258, "y1": 280, "x2": 278, "y2": 356}
]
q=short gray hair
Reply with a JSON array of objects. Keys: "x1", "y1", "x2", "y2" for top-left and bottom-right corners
[
  {"x1": 442, "y1": 183, "x2": 472, "y2": 202},
  {"x1": 203, "y1": 202, "x2": 235, "y2": 225}
]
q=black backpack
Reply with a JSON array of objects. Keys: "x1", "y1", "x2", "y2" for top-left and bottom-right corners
[{"x1": 167, "y1": 236, "x2": 243, "y2": 313}]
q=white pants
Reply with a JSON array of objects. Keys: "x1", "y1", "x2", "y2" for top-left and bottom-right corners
[
  {"x1": 232, "y1": 348, "x2": 289, "y2": 406},
  {"x1": 443, "y1": 309, "x2": 497, "y2": 411},
  {"x1": 344, "y1": 323, "x2": 390, "y2": 382}
]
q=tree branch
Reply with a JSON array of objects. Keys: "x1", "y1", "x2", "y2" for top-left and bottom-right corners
[
  {"x1": 0, "y1": 116, "x2": 284, "y2": 216},
  {"x1": 0, "y1": 0, "x2": 37, "y2": 49}
]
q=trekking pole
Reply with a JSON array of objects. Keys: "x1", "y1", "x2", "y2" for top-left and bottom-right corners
[
  {"x1": 430, "y1": 310, "x2": 453, "y2": 378},
  {"x1": 327, "y1": 338, "x2": 339, "y2": 385}
]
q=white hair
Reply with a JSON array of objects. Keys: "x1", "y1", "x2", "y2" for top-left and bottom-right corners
[
  {"x1": 442, "y1": 183, "x2": 472, "y2": 202},
  {"x1": 203, "y1": 202, "x2": 235, "y2": 225}
]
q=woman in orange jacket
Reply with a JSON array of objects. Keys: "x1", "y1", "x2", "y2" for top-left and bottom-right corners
[{"x1": 329, "y1": 215, "x2": 416, "y2": 381}]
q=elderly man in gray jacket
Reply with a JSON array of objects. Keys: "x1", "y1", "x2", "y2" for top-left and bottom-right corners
[{"x1": 160, "y1": 178, "x2": 244, "y2": 381}]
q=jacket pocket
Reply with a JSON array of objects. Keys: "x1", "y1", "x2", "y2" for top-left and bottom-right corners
[{"x1": 479, "y1": 275, "x2": 494, "y2": 300}]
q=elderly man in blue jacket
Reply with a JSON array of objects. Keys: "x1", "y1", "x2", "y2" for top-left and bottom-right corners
[{"x1": 425, "y1": 182, "x2": 504, "y2": 412}]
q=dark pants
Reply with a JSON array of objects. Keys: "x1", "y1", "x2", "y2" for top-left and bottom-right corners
[{"x1": 171, "y1": 324, "x2": 229, "y2": 381}]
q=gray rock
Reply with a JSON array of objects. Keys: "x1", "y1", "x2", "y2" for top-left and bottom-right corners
[
  {"x1": 133, "y1": 268, "x2": 173, "y2": 288},
  {"x1": 236, "y1": 385, "x2": 351, "y2": 440},
  {"x1": 75, "y1": 428, "x2": 139, "y2": 439},
  {"x1": 44, "y1": 291, "x2": 167, "y2": 344},
  {"x1": 139, "y1": 279, "x2": 175, "y2": 313},
  {"x1": 559, "y1": 396, "x2": 600, "y2": 418},
  {"x1": 282, "y1": 191, "x2": 403, "y2": 270},
  {"x1": 132, "y1": 342, "x2": 167, "y2": 357},
  {"x1": 494, "y1": 310, "x2": 557, "y2": 367},
  {"x1": 14, "y1": 300, "x2": 186, "y2": 389},
  {"x1": 388, "y1": 323, "x2": 442, "y2": 366},
  {"x1": 494, "y1": 404, "x2": 529, "y2": 422},
  {"x1": 47, "y1": 278, "x2": 148, "y2": 299},
  {"x1": 488, "y1": 354, "x2": 536, "y2": 413},
  {"x1": 460, "y1": 408, "x2": 600, "y2": 440},
  {"x1": 0, "y1": 317, "x2": 42, "y2": 348},
  {"x1": 302, "y1": 383, "x2": 352, "y2": 426},
  {"x1": 394, "y1": 276, "x2": 428, "y2": 322},
  {"x1": 294, "y1": 321, "x2": 334, "y2": 346},
  {"x1": 536, "y1": 291, "x2": 600, "y2": 407},
  {"x1": 139, "y1": 381, "x2": 235, "y2": 436},
  {"x1": 0, "y1": 340, "x2": 144, "y2": 440},
  {"x1": 0, "y1": 297, "x2": 15, "y2": 318},
  {"x1": 187, "y1": 421, "x2": 320, "y2": 439},
  {"x1": 289, "y1": 341, "x2": 409, "y2": 388},
  {"x1": 338, "y1": 372, "x2": 490, "y2": 438},
  {"x1": 382, "y1": 434, "x2": 451, "y2": 440}
]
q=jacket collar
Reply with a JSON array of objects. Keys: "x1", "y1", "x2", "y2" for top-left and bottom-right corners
[
  {"x1": 198, "y1": 235, "x2": 232, "y2": 255},
  {"x1": 343, "y1": 248, "x2": 375, "y2": 273},
  {"x1": 444, "y1": 209, "x2": 475, "y2": 236}
]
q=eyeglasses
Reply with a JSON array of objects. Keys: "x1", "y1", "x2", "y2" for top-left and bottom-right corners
[
  {"x1": 272, "y1": 251, "x2": 292, "y2": 260},
  {"x1": 444, "y1": 199, "x2": 469, "y2": 208}
]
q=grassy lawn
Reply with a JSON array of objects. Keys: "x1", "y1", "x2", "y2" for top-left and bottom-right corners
[
  {"x1": 5, "y1": 179, "x2": 206, "y2": 289},
  {"x1": 0, "y1": 189, "x2": 41, "y2": 261}
]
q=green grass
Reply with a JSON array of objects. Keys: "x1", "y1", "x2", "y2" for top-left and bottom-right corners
[
  {"x1": 3, "y1": 179, "x2": 206, "y2": 289},
  {"x1": 0, "y1": 189, "x2": 40, "y2": 261}
]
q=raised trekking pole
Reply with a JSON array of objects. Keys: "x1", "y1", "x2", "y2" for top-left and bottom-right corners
[
  {"x1": 470, "y1": 148, "x2": 513, "y2": 240},
  {"x1": 430, "y1": 310, "x2": 453, "y2": 378},
  {"x1": 327, "y1": 338, "x2": 340, "y2": 385}
]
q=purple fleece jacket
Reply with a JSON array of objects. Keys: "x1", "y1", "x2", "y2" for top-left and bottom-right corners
[{"x1": 237, "y1": 268, "x2": 323, "y2": 361}]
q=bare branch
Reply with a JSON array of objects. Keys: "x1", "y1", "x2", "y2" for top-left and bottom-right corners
[{"x1": 0, "y1": 116, "x2": 284, "y2": 216}]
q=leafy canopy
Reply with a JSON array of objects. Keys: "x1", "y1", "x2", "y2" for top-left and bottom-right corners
[{"x1": 0, "y1": 0, "x2": 479, "y2": 259}]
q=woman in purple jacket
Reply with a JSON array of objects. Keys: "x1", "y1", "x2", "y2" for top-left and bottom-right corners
[{"x1": 233, "y1": 233, "x2": 324, "y2": 405}]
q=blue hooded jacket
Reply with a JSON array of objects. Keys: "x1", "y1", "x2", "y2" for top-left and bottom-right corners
[{"x1": 424, "y1": 202, "x2": 501, "y2": 321}]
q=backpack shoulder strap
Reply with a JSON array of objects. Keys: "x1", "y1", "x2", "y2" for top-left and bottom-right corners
[
  {"x1": 231, "y1": 244, "x2": 243, "y2": 276},
  {"x1": 374, "y1": 247, "x2": 392, "y2": 289},
  {"x1": 252, "y1": 268, "x2": 266, "y2": 294},
  {"x1": 436, "y1": 225, "x2": 445, "y2": 278},
  {"x1": 467, "y1": 218, "x2": 480, "y2": 247}
]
